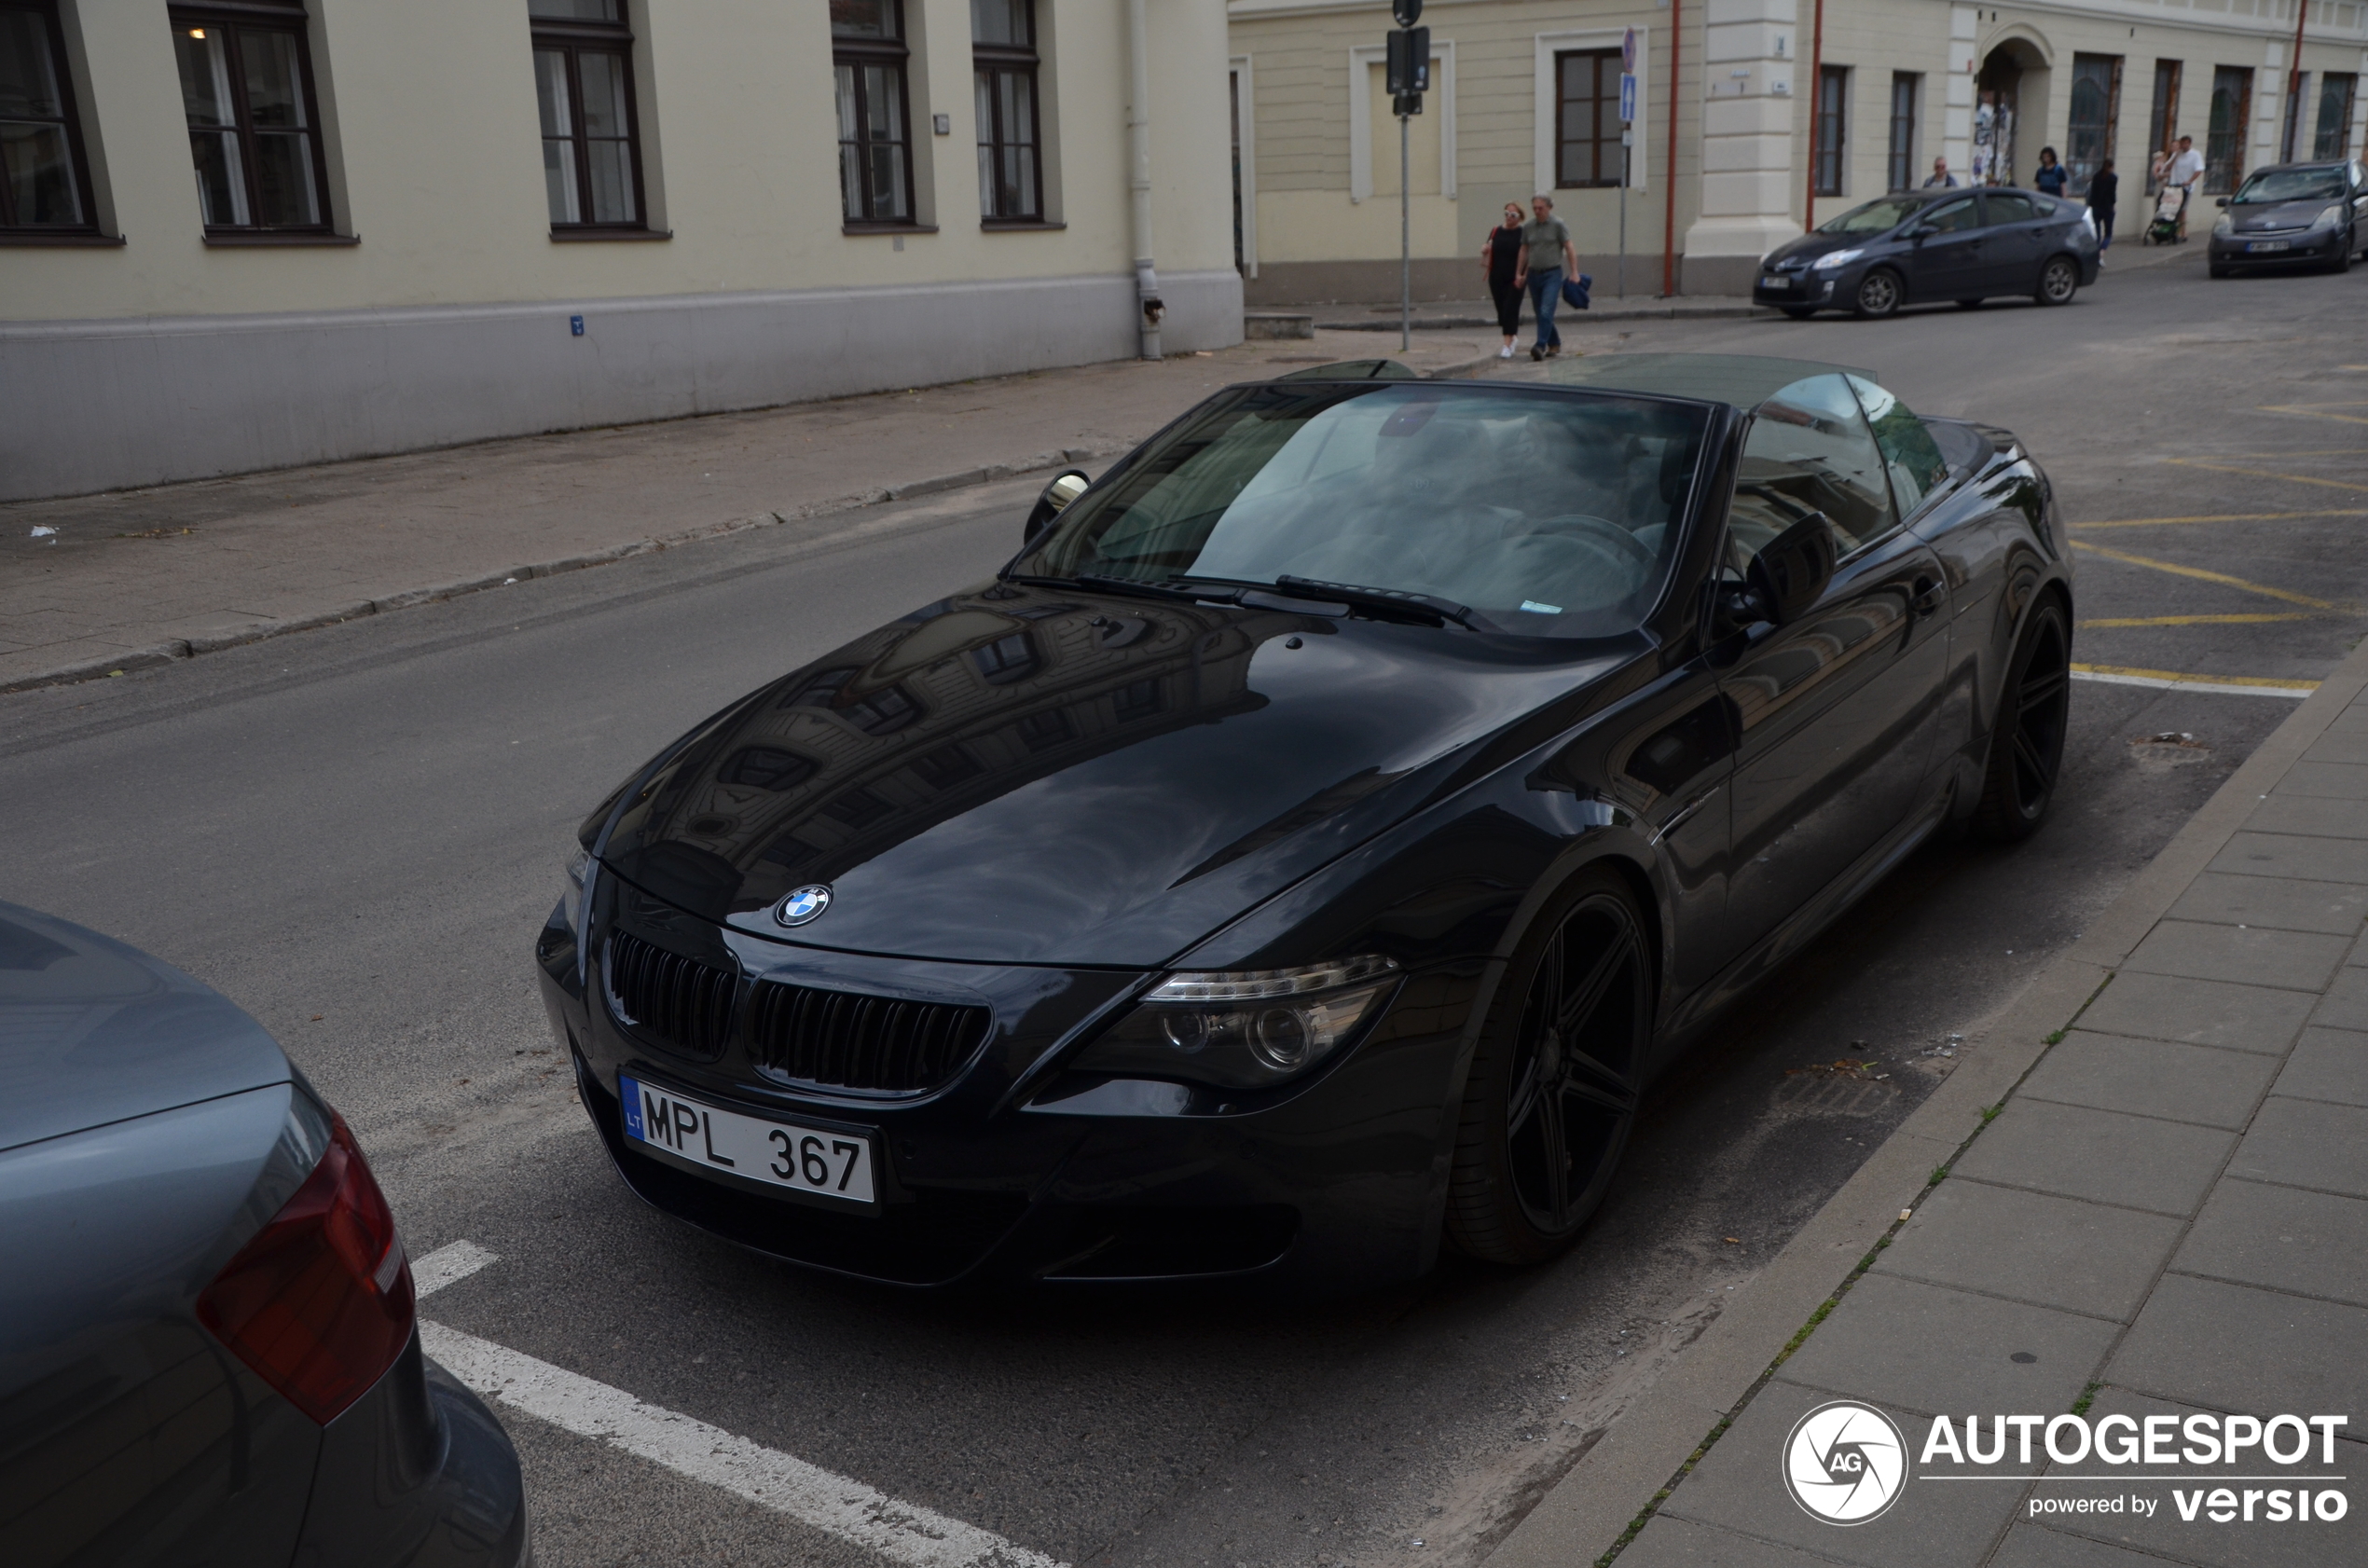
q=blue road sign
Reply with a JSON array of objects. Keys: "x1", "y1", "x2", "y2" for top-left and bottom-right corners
[{"x1": 1619, "y1": 71, "x2": 1637, "y2": 124}]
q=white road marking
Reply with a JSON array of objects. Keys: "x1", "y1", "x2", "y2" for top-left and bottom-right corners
[
  {"x1": 412, "y1": 1239, "x2": 500, "y2": 1298},
  {"x1": 2071, "y1": 669, "x2": 2315, "y2": 699},
  {"x1": 407, "y1": 1243, "x2": 1064, "y2": 1568}
]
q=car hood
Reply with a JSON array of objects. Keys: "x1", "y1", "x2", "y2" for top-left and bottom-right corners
[
  {"x1": 0, "y1": 903, "x2": 291, "y2": 1153},
  {"x1": 1761, "y1": 230, "x2": 1884, "y2": 268},
  {"x1": 2228, "y1": 198, "x2": 2337, "y2": 230},
  {"x1": 593, "y1": 583, "x2": 1631, "y2": 967}
]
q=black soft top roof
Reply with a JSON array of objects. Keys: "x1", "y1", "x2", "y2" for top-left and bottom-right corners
[{"x1": 1529, "y1": 352, "x2": 1876, "y2": 409}]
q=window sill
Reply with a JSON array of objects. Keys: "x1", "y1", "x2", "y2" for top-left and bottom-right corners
[
  {"x1": 843, "y1": 222, "x2": 939, "y2": 236},
  {"x1": 982, "y1": 218, "x2": 1065, "y2": 231},
  {"x1": 203, "y1": 231, "x2": 359, "y2": 247},
  {"x1": 550, "y1": 227, "x2": 673, "y2": 242},
  {"x1": 0, "y1": 230, "x2": 124, "y2": 247}
]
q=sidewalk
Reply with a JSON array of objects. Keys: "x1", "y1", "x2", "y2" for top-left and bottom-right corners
[
  {"x1": 0, "y1": 325, "x2": 1497, "y2": 695},
  {"x1": 1273, "y1": 295, "x2": 1766, "y2": 333},
  {"x1": 1491, "y1": 635, "x2": 2368, "y2": 1567}
]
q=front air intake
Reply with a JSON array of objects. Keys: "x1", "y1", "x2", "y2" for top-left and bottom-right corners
[
  {"x1": 604, "y1": 930, "x2": 737, "y2": 1061},
  {"x1": 747, "y1": 982, "x2": 990, "y2": 1093}
]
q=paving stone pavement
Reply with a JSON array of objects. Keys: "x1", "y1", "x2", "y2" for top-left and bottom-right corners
[{"x1": 1590, "y1": 659, "x2": 2368, "y2": 1566}]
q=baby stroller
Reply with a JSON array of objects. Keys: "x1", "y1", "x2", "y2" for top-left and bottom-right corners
[{"x1": 2142, "y1": 183, "x2": 2184, "y2": 244}]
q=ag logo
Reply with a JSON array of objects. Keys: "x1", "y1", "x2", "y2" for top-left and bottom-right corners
[
  {"x1": 775, "y1": 885, "x2": 833, "y2": 928},
  {"x1": 1782, "y1": 1400, "x2": 1907, "y2": 1525}
]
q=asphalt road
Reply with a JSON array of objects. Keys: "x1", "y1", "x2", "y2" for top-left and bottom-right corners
[{"x1": 3, "y1": 244, "x2": 2362, "y2": 1568}]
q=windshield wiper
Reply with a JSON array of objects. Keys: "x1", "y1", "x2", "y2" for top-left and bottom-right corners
[
  {"x1": 1074, "y1": 572, "x2": 1241, "y2": 603},
  {"x1": 1268, "y1": 575, "x2": 1489, "y2": 630}
]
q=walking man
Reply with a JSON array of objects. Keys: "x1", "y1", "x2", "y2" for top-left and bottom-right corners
[
  {"x1": 2088, "y1": 158, "x2": 2118, "y2": 254},
  {"x1": 1511, "y1": 194, "x2": 1577, "y2": 362},
  {"x1": 2164, "y1": 134, "x2": 2206, "y2": 240},
  {"x1": 1923, "y1": 156, "x2": 1962, "y2": 188}
]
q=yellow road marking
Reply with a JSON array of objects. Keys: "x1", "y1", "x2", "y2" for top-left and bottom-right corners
[
  {"x1": 2082, "y1": 612, "x2": 2318, "y2": 626},
  {"x1": 2258, "y1": 407, "x2": 2368, "y2": 427},
  {"x1": 2073, "y1": 662, "x2": 2320, "y2": 692},
  {"x1": 2070, "y1": 541, "x2": 2340, "y2": 609},
  {"x1": 2071, "y1": 509, "x2": 2368, "y2": 529},
  {"x1": 2163, "y1": 458, "x2": 2368, "y2": 493}
]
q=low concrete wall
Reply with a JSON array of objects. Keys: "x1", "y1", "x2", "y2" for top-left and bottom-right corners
[
  {"x1": 1245, "y1": 254, "x2": 1683, "y2": 306},
  {"x1": 0, "y1": 268, "x2": 1244, "y2": 502}
]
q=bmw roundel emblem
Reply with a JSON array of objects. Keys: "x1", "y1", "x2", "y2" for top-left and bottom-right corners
[{"x1": 775, "y1": 885, "x2": 833, "y2": 927}]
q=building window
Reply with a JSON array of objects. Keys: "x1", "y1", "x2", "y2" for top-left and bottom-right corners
[
  {"x1": 969, "y1": 630, "x2": 1039, "y2": 685},
  {"x1": 530, "y1": 0, "x2": 643, "y2": 229},
  {"x1": 2067, "y1": 54, "x2": 2120, "y2": 194},
  {"x1": 2205, "y1": 65, "x2": 2251, "y2": 195},
  {"x1": 171, "y1": 2, "x2": 333, "y2": 232},
  {"x1": 0, "y1": 1, "x2": 96, "y2": 232},
  {"x1": 1554, "y1": 48, "x2": 1619, "y2": 188},
  {"x1": 834, "y1": 0, "x2": 912, "y2": 225},
  {"x1": 2317, "y1": 73, "x2": 2358, "y2": 160},
  {"x1": 973, "y1": 0, "x2": 1039, "y2": 222},
  {"x1": 1814, "y1": 65, "x2": 1847, "y2": 197},
  {"x1": 2147, "y1": 61, "x2": 2181, "y2": 192},
  {"x1": 1885, "y1": 74, "x2": 1919, "y2": 192}
]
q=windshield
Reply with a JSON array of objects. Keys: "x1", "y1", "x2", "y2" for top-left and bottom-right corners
[
  {"x1": 2233, "y1": 168, "x2": 2347, "y2": 203},
  {"x1": 1818, "y1": 196, "x2": 1928, "y2": 235},
  {"x1": 1015, "y1": 383, "x2": 1710, "y2": 638}
]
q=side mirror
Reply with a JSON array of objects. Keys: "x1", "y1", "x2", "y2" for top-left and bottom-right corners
[
  {"x1": 1746, "y1": 513, "x2": 1838, "y2": 626},
  {"x1": 2215, "y1": 196, "x2": 2230, "y2": 208},
  {"x1": 1024, "y1": 468, "x2": 1091, "y2": 544},
  {"x1": 1907, "y1": 223, "x2": 1939, "y2": 240}
]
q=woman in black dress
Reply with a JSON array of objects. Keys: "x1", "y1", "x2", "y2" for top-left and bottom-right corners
[{"x1": 1480, "y1": 201, "x2": 1526, "y2": 360}]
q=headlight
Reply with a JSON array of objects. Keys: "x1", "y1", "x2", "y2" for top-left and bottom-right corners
[
  {"x1": 2310, "y1": 204, "x2": 2344, "y2": 232},
  {"x1": 561, "y1": 843, "x2": 591, "y2": 930},
  {"x1": 1811, "y1": 248, "x2": 1865, "y2": 271},
  {"x1": 1073, "y1": 956, "x2": 1401, "y2": 1090},
  {"x1": 2213, "y1": 212, "x2": 2233, "y2": 236}
]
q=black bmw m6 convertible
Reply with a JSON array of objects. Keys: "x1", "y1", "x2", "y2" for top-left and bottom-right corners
[{"x1": 534, "y1": 353, "x2": 2073, "y2": 1289}]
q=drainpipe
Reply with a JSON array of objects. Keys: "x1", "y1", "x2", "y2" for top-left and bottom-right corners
[
  {"x1": 1127, "y1": 0, "x2": 1164, "y2": 360},
  {"x1": 1804, "y1": 0, "x2": 1824, "y2": 228},
  {"x1": 2284, "y1": 0, "x2": 2309, "y2": 161}
]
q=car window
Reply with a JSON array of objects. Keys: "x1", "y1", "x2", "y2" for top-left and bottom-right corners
[
  {"x1": 1846, "y1": 375, "x2": 1950, "y2": 519},
  {"x1": 1924, "y1": 197, "x2": 1979, "y2": 233},
  {"x1": 1817, "y1": 195, "x2": 1928, "y2": 235},
  {"x1": 1022, "y1": 383, "x2": 1711, "y2": 639},
  {"x1": 1728, "y1": 375, "x2": 1897, "y2": 572},
  {"x1": 1986, "y1": 192, "x2": 2038, "y2": 224}
]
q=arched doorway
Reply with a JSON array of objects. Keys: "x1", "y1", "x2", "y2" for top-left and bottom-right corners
[{"x1": 1976, "y1": 37, "x2": 2050, "y2": 186}]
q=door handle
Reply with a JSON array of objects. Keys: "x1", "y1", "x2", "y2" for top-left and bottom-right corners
[{"x1": 1911, "y1": 576, "x2": 1945, "y2": 616}]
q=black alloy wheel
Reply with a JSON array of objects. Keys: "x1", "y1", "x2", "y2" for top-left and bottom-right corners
[
  {"x1": 1973, "y1": 597, "x2": 2072, "y2": 842},
  {"x1": 2035, "y1": 255, "x2": 2080, "y2": 306},
  {"x1": 1447, "y1": 871, "x2": 1650, "y2": 1265},
  {"x1": 1852, "y1": 269, "x2": 1903, "y2": 319}
]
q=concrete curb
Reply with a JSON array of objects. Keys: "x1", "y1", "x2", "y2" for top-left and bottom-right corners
[
  {"x1": 1482, "y1": 626, "x2": 2368, "y2": 1568},
  {"x1": 0, "y1": 445, "x2": 1115, "y2": 696},
  {"x1": 1315, "y1": 300, "x2": 1769, "y2": 332}
]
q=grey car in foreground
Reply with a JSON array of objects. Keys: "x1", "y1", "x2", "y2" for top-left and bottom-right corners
[
  {"x1": 0, "y1": 903, "x2": 529, "y2": 1568},
  {"x1": 2208, "y1": 159, "x2": 2368, "y2": 276},
  {"x1": 1753, "y1": 186, "x2": 2100, "y2": 318}
]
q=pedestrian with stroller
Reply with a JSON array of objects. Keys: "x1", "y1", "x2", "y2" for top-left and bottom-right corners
[
  {"x1": 2164, "y1": 134, "x2": 2206, "y2": 239},
  {"x1": 2087, "y1": 158, "x2": 2118, "y2": 253},
  {"x1": 1511, "y1": 194, "x2": 1577, "y2": 362},
  {"x1": 2034, "y1": 147, "x2": 2068, "y2": 196},
  {"x1": 1480, "y1": 201, "x2": 1527, "y2": 361}
]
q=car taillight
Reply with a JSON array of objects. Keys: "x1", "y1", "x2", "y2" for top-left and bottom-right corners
[{"x1": 197, "y1": 1111, "x2": 415, "y2": 1425}]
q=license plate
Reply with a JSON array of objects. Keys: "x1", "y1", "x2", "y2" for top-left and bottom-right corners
[
  {"x1": 1760, "y1": 275, "x2": 1787, "y2": 291},
  {"x1": 2246, "y1": 241, "x2": 2290, "y2": 253},
  {"x1": 620, "y1": 1075, "x2": 877, "y2": 1206}
]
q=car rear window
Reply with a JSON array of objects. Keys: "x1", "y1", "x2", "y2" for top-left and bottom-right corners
[{"x1": 1018, "y1": 383, "x2": 1711, "y2": 638}]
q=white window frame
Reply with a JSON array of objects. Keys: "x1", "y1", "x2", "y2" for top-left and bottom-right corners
[
  {"x1": 1348, "y1": 37, "x2": 1454, "y2": 203},
  {"x1": 1535, "y1": 28, "x2": 1648, "y2": 195}
]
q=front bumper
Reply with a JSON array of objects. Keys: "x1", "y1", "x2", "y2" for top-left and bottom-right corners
[
  {"x1": 535, "y1": 884, "x2": 1482, "y2": 1292},
  {"x1": 1753, "y1": 268, "x2": 1841, "y2": 309},
  {"x1": 2210, "y1": 228, "x2": 2344, "y2": 265}
]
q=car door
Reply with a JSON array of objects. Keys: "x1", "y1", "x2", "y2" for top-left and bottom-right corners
[
  {"x1": 1978, "y1": 191, "x2": 2048, "y2": 291},
  {"x1": 1902, "y1": 194, "x2": 1987, "y2": 300},
  {"x1": 1714, "y1": 373, "x2": 1951, "y2": 958}
]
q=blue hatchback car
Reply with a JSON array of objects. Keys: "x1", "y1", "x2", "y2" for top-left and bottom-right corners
[{"x1": 1754, "y1": 186, "x2": 2101, "y2": 319}]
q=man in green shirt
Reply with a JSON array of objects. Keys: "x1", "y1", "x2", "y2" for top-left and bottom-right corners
[{"x1": 1510, "y1": 195, "x2": 1579, "y2": 360}]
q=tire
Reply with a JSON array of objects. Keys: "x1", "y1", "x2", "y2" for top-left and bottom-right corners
[
  {"x1": 1972, "y1": 597, "x2": 2072, "y2": 843},
  {"x1": 1781, "y1": 306, "x2": 1819, "y2": 319},
  {"x1": 2034, "y1": 255, "x2": 2080, "y2": 306},
  {"x1": 1851, "y1": 269, "x2": 1904, "y2": 319},
  {"x1": 1446, "y1": 870, "x2": 1649, "y2": 1266},
  {"x1": 2332, "y1": 238, "x2": 2352, "y2": 274},
  {"x1": 1955, "y1": 298, "x2": 1985, "y2": 309}
]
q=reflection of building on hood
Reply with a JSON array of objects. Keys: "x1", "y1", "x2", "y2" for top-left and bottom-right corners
[{"x1": 618, "y1": 586, "x2": 1320, "y2": 914}]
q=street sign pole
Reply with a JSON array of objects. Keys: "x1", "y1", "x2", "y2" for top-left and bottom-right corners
[
  {"x1": 1386, "y1": 3, "x2": 1425, "y2": 353},
  {"x1": 1619, "y1": 134, "x2": 1629, "y2": 300},
  {"x1": 1619, "y1": 30, "x2": 1636, "y2": 302},
  {"x1": 1400, "y1": 110, "x2": 1411, "y2": 350}
]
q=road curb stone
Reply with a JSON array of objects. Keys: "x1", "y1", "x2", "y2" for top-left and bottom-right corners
[{"x1": 1484, "y1": 626, "x2": 2368, "y2": 1568}]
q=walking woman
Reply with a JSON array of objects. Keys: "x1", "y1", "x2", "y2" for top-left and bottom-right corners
[{"x1": 1481, "y1": 201, "x2": 1527, "y2": 360}]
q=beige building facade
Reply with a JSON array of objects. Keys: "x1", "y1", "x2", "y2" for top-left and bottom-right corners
[
  {"x1": 0, "y1": 1, "x2": 1240, "y2": 502},
  {"x1": 1228, "y1": 0, "x2": 2368, "y2": 300}
]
